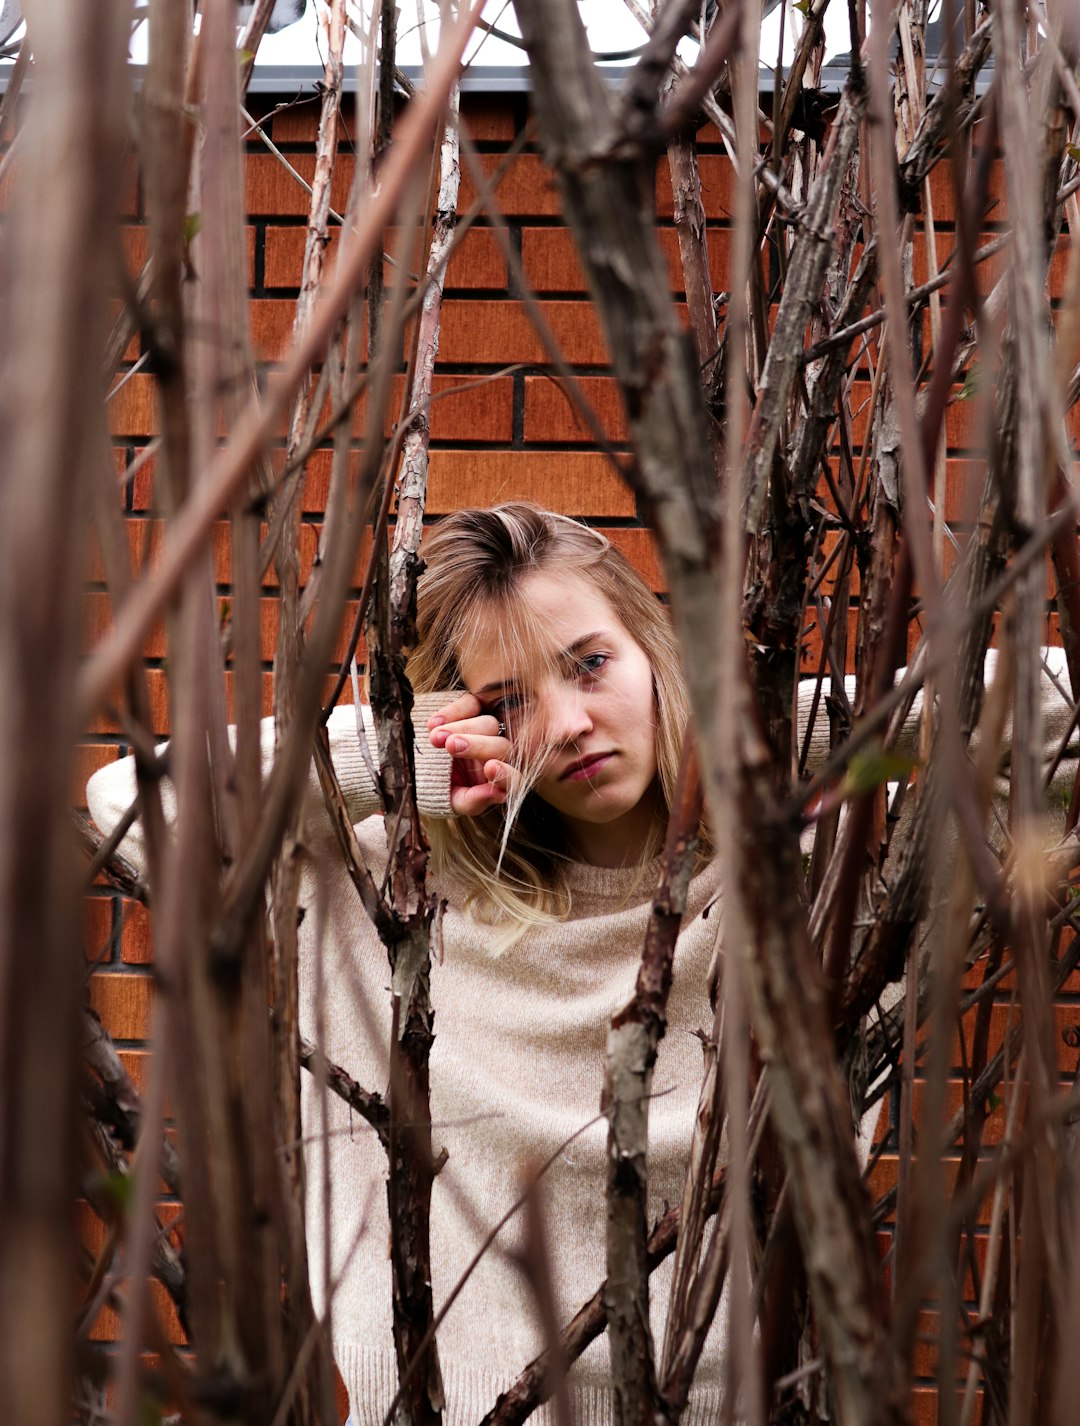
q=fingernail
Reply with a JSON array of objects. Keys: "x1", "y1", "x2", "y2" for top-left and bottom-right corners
[
  {"x1": 428, "y1": 714, "x2": 444, "y2": 727},
  {"x1": 430, "y1": 727, "x2": 447, "y2": 745},
  {"x1": 447, "y1": 735, "x2": 468, "y2": 753}
]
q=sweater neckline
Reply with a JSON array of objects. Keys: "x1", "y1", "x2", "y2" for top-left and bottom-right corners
[{"x1": 562, "y1": 854, "x2": 665, "y2": 903}]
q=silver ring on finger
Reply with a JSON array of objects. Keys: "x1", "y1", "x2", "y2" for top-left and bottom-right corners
[{"x1": 497, "y1": 722, "x2": 506, "y2": 738}]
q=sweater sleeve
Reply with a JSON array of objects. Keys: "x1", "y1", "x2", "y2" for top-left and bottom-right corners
[
  {"x1": 85, "y1": 693, "x2": 455, "y2": 875},
  {"x1": 797, "y1": 645, "x2": 1078, "y2": 796}
]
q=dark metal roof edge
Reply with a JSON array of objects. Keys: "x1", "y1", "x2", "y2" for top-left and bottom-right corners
[{"x1": 0, "y1": 57, "x2": 993, "y2": 96}]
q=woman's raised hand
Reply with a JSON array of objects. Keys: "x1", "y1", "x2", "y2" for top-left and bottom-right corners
[{"x1": 428, "y1": 692, "x2": 515, "y2": 816}]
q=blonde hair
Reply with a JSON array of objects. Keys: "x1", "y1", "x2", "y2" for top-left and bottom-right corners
[{"x1": 408, "y1": 503, "x2": 704, "y2": 949}]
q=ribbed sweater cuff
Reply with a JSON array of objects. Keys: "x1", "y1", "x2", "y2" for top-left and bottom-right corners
[
  {"x1": 336, "y1": 1341, "x2": 726, "y2": 1426},
  {"x1": 326, "y1": 692, "x2": 454, "y2": 821}
]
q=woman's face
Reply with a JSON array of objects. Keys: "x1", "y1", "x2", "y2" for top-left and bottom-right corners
[{"x1": 456, "y1": 569, "x2": 663, "y2": 866}]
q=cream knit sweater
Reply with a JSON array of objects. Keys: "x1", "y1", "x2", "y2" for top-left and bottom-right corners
[
  {"x1": 88, "y1": 695, "x2": 726, "y2": 1426},
  {"x1": 86, "y1": 651, "x2": 1079, "y2": 1426}
]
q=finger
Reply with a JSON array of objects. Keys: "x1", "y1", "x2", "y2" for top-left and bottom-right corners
[
  {"x1": 429, "y1": 714, "x2": 503, "y2": 747},
  {"x1": 483, "y1": 759, "x2": 518, "y2": 791},
  {"x1": 450, "y1": 781, "x2": 508, "y2": 816},
  {"x1": 427, "y1": 691, "x2": 482, "y2": 729},
  {"x1": 443, "y1": 732, "x2": 512, "y2": 762}
]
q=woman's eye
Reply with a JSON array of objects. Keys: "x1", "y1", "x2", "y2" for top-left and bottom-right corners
[
  {"x1": 491, "y1": 692, "x2": 523, "y2": 721},
  {"x1": 577, "y1": 652, "x2": 608, "y2": 677}
]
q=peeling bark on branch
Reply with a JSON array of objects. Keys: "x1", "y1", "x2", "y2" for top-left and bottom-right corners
[
  {"x1": 602, "y1": 740, "x2": 702, "y2": 1426},
  {"x1": 514, "y1": 6, "x2": 908, "y2": 1421},
  {"x1": 480, "y1": 1168, "x2": 727, "y2": 1426},
  {"x1": 743, "y1": 83, "x2": 867, "y2": 536}
]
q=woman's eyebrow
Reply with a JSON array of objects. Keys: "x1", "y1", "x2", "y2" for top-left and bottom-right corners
[
  {"x1": 474, "y1": 633, "x2": 611, "y2": 696},
  {"x1": 560, "y1": 631, "x2": 608, "y2": 665}
]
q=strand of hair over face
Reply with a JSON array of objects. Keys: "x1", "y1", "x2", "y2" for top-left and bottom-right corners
[{"x1": 405, "y1": 503, "x2": 704, "y2": 951}]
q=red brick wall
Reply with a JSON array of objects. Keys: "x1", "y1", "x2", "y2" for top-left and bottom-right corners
[{"x1": 79, "y1": 91, "x2": 1075, "y2": 1424}]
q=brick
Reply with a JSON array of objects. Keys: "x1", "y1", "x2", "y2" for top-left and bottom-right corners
[
  {"x1": 121, "y1": 899, "x2": 153, "y2": 965},
  {"x1": 603, "y1": 527, "x2": 664, "y2": 593},
  {"x1": 74, "y1": 745, "x2": 115, "y2": 808},
  {"x1": 656, "y1": 226, "x2": 741, "y2": 296},
  {"x1": 926, "y1": 150, "x2": 1006, "y2": 225},
  {"x1": 910, "y1": 1079, "x2": 1008, "y2": 1149},
  {"x1": 120, "y1": 224, "x2": 148, "y2": 277},
  {"x1": 84, "y1": 895, "x2": 115, "y2": 965},
  {"x1": 86, "y1": 1278, "x2": 183, "y2": 1347},
  {"x1": 261, "y1": 222, "x2": 354, "y2": 290},
  {"x1": 78, "y1": 1198, "x2": 184, "y2": 1341},
  {"x1": 129, "y1": 449, "x2": 157, "y2": 511},
  {"x1": 251, "y1": 297, "x2": 298, "y2": 362},
  {"x1": 107, "y1": 300, "x2": 141, "y2": 363},
  {"x1": 266, "y1": 97, "x2": 326, "y2": 144},
  {"x1": 458, "y1": 152, "x2": 561, "y2": 218},
  {"x1": 911, "y1": 227, "x2": 1008, "y2": 298},
  {"x1": 523, "y1": 374, "x2": 627, "y2": 444},
  {"x1": 519, "y1": 228, "x2": 587, "y2": 293},
  {"x1": 460, "y1": 95, "x2": 520, "y2": 143},
  {"x1": 1064, "y1": 399, "x2": 1080, "y2": 446},
  {"x1": 657, "y1": 153, "x2": 735, "y2": 222},
  {"x1": 818, "y1": 454, "x2": 986, "y2": 525},
  {"x1": 816, "y1": 531, "x2": 862, "y2": 599},
  {"x1": 624, "y1": 225, "x2": 732, "y2": 297},
  {"x1": 437, "y1": 299, "x2": 609, "y2": 366},
  {"x1": 89, "y1": 971, "x2": 154, "y2": 1041},
  {"x1": 89, "y1": 669, "x2": 276, "y2": 742},
  {"x1": 120, "y1": 223, "x2": 254, "y2": 286},
  {"x1": 217, "y1": 597, "x2": 365, "y2": 664},
  {"x1": 911, "y1": 1388, "x2": 987, "y2": 1426},
  {"x1": 840, "y1": 382, "x2": 987, "y2": 452},
  {"x1": 119, "y1": 153, "x2": 141, "y2": 220},
  {"x1": 108, "y1": 373, "x2": 156, "y2": 439},
  {"x1": 1051, "y1": 229, "x2": 1075, "y2": 294},
  {"x1": 520, "y1": 225, "x2": 736, "y2": 297},
  {"x1": 800, "y1": 608, "x2": 861, "y2": 677},
  {"x1": 246, "y1": 151, "x2": 355, "y2": 217},
  {"x1": 87, "y1": 669, "x2": 172, "y2": 738},
  {"x1": 84, "y1": 590, "x2": 166, "y2": 660},
  {"x1": 85, "y1": 680, "x2": 164, "y2": 742},
  {"x1": 289, "y1": 372, "x2": 515, "y2": 444},
  {"x1": 957, "y1": 1001, "x2": 1080, "y2": 1073},
  {"x1": 111, "y1": 518, "x2": 322, "y2": 588},
  {"x1": 118, "y1": 1048, "x2": 151, "y2": 1094},
  {"x1": 223, "y1": 669, "x2": 275, "y2": 722},
  {"x1": 423, "y1": 371, "x2": 514, "y2": 440},
  {"x1": 424, "y1": 450, "x2": 636, "y2": 517},
  {"x1": 302, "y1": 438, "x2": 645, "y2": 522},
  {"x1": 38, "y1": 153, "x2": 140, "y2": 223},
  {"x1": 263, "y1": 224, "x2": 507, "y2": 291}
]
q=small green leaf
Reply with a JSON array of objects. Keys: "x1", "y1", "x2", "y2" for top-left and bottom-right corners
[
  {"x1": 98, "y1": 1169, "x2": 135, "y2": 1218},
  {"x1": 1069, "y1": 144, "x2": 1080, "y2": 163},
  {"x1": 792, "y1": 0, "x2": 811, "y2": 13},
  {"x1": 183, "y1": 211, "x2": 202, "y2": 244},
  {"x1": 988, "y1": 1090, "x2": 1003, "y2": 1113},
  {"x1": 958, "y1": 364, "x2": 981, "y2": 400},
  {"x1": 238, "y1": 48, "x2": 256, "y2": 65},
  {"x1": 841, "y1": 745, "x2": 917, "y2": 797},
  {"x1": 138, "y1": 1394, "x2": 164, "y2": 1426}
]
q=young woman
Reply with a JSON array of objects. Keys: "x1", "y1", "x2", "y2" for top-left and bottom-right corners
[
  {"x1": 86, "y1": 502, "x2": 1076, "y2": 1426},
  {"x1": 304, "y1": 504, "x2": 726, "y2": 1425},
  {"x1": 88, "y1": 503, "x2": 727, "y2": 1425}
]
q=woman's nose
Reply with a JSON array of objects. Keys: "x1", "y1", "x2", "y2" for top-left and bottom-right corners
[{"x1": 543, "y1": 685, "x2": 592, "y2": 745}]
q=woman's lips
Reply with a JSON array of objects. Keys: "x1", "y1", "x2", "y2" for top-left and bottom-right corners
[{"x1": 561, "y1": 752, "x2": 615, "y2": 782}]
